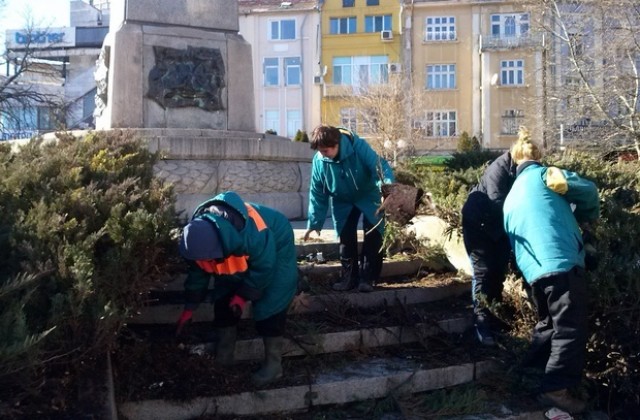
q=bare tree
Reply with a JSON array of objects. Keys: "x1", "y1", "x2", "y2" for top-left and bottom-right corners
[
  {"x1": 335, "y1": 72, "x2": 438, "y2": 163},
  {"x1": 522, "y1": 0, "x2": 640, "y2": 158},
  {"x1": 0, "y1": 10, "x2": 68, "y2": 140}
]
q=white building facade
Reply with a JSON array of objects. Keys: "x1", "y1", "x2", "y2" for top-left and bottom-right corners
[
  {"x1": 238, "y1": 0, "x2": 322, "y2": 138},
  {"x1": 1, "y1": 0, "x2": 109, "y2": 139}
]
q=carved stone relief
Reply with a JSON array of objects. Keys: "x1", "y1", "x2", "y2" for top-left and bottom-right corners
[
  {"x1": 146, "y1": 46, "x2": 226, "y2": 112},
  {"x1": 94, "y1": 45, "x2": 110, "y2": 118}
]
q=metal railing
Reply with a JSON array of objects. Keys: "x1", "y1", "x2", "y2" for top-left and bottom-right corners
[
  {"x1": 1, "y1": 129, "x2": 42, "y2": 140},
  {"x1": 481, "y1": 32, "x2": 543, "y2": 51}
]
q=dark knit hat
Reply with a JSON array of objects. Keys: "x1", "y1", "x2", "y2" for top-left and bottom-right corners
[{"x1": 179, "y1": 218, "x2": 223, "y2": 261}]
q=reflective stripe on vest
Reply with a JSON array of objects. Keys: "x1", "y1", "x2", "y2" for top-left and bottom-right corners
[{"x1": 195, "y1": 203, "x2": 267, "y2": 275}]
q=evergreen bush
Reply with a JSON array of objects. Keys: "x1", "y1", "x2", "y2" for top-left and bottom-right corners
[
  {"x1": 0, "y1": 131, "x2": 179, "y2": 410},
  {"x1": 456, "y1": 131, "x2": 481, "y2": 153},
  {"x1": 293, "y1": 130, "x2": 309, "y2": 142}
]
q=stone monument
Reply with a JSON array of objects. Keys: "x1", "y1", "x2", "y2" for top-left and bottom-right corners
[
  {"x1": 95, "y1": 0, "x2": 253, "y2": 131},
  {"x1": 94, "y1": 0, "x2": 312, "y2": 219}
]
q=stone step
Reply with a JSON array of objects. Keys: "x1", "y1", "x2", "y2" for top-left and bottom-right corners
[
  {"x1": 129, "y1": 277, "x2": 469, "y2": 324},
  {"x1": 187, "y1": 316, "x2": 470, "y2": 362},
  {"x1": 151, "y1": 258, "x2": 425, "y2": 292},
  {"x1": 118, "y1": 358, "x2": 497, "y2": 420}
]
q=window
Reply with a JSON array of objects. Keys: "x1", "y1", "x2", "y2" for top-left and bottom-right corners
[
  {"x1": 501, "y1": 109, "x2": 524, "y2": 135},
  {"x1": 330, "y1": 17, "x2": 356, "y2": 34},
  {"x1": 365, "y1": 15, "x2": 392, "y2": 32},
  {"x1": 491, "y1": 13, "x2": 529, "y2": 37},
  {"x1": 367, "y1": 0, "x2": 379, "y2": 5},
  {"x1": 0, "y1": 106, "x2": 58, "y2": 140},
  {"x1": 284, "y1": 57, "x2": 301, "y2": 86},
  {"x1": 286, "y1": 110, "x2": 302, "y2": 138},
  {"x1": 264, "y1": 58, "x2": 279, "y2": 86},
  {"x1": 270, "y1": 19, "x2": 295, "y2": 40},
  {"x1": 343, "y1": 0, "x2": 355, "y2": 7},
  {"x1": 340, "y1": 108, "x2": 357, "y2": 132},
  {"x1": 500, "y1": 60, "x2": 524, "y2": 85},
  {"x1": 426, "y1": 64, "x2": 456, "y2": 89},
  {"x1": 424, "y1": 111, "x2": 457, "y2": 137},
  {"x1": 425, "y1": 16, "x2": 456, "y2": 41},
  {"x1": 361, "y1": 111, "x2": 378, "y2": 134},
  {"x1": 333, "y1": 55, "x2": 389, "y2": 87},
  {"x1": 265, "y1": 110, "x2": 279, "y2": 133}
]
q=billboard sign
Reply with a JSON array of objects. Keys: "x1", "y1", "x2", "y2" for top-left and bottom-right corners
[{"x1": 6, "y1": 27, "x2": 76, "y2": 50}]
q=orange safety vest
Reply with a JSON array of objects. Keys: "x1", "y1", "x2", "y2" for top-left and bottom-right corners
[{"x1": 195, "y1": 203, "x2": 267, "y2": 275}]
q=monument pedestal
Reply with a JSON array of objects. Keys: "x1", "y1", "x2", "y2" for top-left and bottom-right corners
[
  {"x1": 142, "y1": 129, "x2": 312, "y2": 219},
  {"x1": 92, "y1": 1, "x2": 313, "y2": 219},
  {"x1": 95, "y1": 0, "x2": 254, "y2": 132}
]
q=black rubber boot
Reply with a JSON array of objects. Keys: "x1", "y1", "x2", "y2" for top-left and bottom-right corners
[
  {"x1": 332, "y1": 258, "x2": 358, "y2": 291},
  {"x1": 251, "y1": 336, "x2": 283, "y2": 387},
  {"x1": 215, "y1": 326, "x2": 237, "y2": 366},
  {"x1": 358, "y1": 262, "x2": 374, "y2": 293}
]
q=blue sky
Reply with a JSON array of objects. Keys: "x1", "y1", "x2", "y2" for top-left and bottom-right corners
[
  {"x1": 2, "y1": 0, "x2": 69, "y2": 27},
  {"x1": 1, "y1": 0, "x2": 70, "y2": 51}
]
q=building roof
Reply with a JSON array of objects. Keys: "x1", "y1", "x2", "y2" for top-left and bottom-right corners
[{"x1": 238, "y1": 0, "x2": 318, "y2": 14}]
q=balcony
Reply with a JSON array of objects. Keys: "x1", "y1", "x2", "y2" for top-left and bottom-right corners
[
  {"x1": 324, "y1": 83, "x2": 390, "y2": 97},
  {"x1": 480, "y1": 32, "x2": 544, "y2": 51}
]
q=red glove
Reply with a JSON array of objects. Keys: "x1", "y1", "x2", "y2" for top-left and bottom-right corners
[
  {"x1": 229, "y1": 295, "x2": 247, "y2": 318},
  {"x1": 175, "y1": 309, "x2": 193, "y2": 337}
]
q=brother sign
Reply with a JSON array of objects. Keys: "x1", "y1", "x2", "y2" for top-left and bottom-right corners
[{"x1": 6, "y1": 27, "x2": 75, "y2": 50}]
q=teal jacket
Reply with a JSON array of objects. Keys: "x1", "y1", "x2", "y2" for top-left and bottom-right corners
[
  {"x1": 184, "y1": 191, "x2": 297, "y2": 321},
  {"x1": 503, "y1": 162, "x2": 599, "y2": 284},
  {"x1": 307, "y1": 129, "x2": 394, "y2": 235}
]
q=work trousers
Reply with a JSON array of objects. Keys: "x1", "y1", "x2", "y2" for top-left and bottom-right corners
[
  {"x1": 339, "y1": 206, "x2": 383, "y2": 284},
  {"x1": 463, "y1": 222, "x2": 511, "y2": 316},
  {"x1": 529, "y1": 266, "x2": 588, "y2": 392},
  {"x1": 213, "y1": 292, "x2": 288, "y2": 337}
]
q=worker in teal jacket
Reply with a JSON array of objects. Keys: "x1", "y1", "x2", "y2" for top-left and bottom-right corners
[
  {"x1": 503, "y1": 129, "x2": 599, "y2": 414},
  {"x1": 177, "y1": 191, "x2": 297, "y2": 387},
  {"x1": 304, "y1": 125, "x2": 394, "y2": 292}
]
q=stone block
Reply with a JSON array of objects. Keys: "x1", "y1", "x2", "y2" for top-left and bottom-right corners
[
  {"x1": 226, "y1": 34, "x2": 255, "y2": 132},
  {"x1": 105, "y1": 24, "x2": 145, "y2": 128},
  {"x1": 111, "y1": 0, "x2": 239, "y2": 32}
]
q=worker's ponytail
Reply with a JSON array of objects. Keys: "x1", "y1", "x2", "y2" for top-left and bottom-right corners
[{"x1": 511, "y1": 126, "x2": 542, "y2": 164}]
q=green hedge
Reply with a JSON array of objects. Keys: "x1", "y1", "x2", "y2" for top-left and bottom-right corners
[{"x1": 0, "y1": 131, "x2": 179, "y2": 410}]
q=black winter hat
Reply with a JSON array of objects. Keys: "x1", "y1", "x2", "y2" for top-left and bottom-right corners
[{"x1": 179, "y1": 218, "x2": 224, "y2": 261}]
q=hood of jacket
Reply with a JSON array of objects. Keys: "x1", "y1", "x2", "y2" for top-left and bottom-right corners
[{"x1": 191, "y1": 191, "x2": 251, "y2": 256}]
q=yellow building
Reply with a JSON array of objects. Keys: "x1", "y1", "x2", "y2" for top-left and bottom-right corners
[
  {"x1": 319, "y1": 0, "x2": 403, "y2": 135},
  {"x1": 407, "y1": 0, "x2": 544, "y2": 151}
]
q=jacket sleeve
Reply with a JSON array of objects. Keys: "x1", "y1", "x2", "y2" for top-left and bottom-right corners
[
  {"x1": 353, "y1": 136, "x2": 395, "y2": 186},
  {"x1": 307, "y1": 156, "x2": 329, "y2": 231},
  {"x1": 484, "y1": 153, "x2": 514, "y2": 208},
  {"x1": 183, "y1": 261, "x2": 210, "y2": 308},
  {"x1": 545, "y1": 167, "x2": 600, "y2": 223}
]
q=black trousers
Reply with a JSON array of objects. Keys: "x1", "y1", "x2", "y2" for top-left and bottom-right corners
[
  {"x1": 462, "y1": 222, "x2": 511, "y2": 316},
  {"x1": 213, "y1": 292, "x2": 288, "y2": 337},
  {"x1": 529, "y1": 267, "x2": 588, "y2": 392},
  {"x1": 339, "y1": 206, "x2": 383, "y2": 284}
]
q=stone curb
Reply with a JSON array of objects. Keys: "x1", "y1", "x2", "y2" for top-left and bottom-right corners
[
  {"x1": 118, "y1": 360, "x2": 496, "y2": 420},
  {"x1": 129, "y1": 280, "x2": 469, "y2": 324},
  {"x1": 155, "y1": 259, "x2": 425, "y2": 292},
  {"x1": 190, "y1": 317, "x2": 471, "y2": 361}
]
